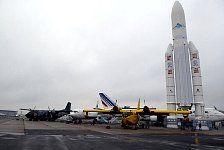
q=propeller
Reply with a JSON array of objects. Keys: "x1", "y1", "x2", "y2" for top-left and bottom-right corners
[
  {"x1": 48, "y1": 106, "x2": 56, "y2": 120},
  {"x1": 143, "y1": 106, "x2": 150, "y2": 114}
]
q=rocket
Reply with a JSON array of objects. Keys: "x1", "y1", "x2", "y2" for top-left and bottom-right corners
[
  {"x1": 165, "y1": 1, "x2": 204, "y2": 116},
  {"x1": 171, "y1": 1, "x2": 193, "y2": 108}
]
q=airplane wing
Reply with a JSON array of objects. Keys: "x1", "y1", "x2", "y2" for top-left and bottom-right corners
[
  {"x1": 129, "y1": 109, "x2": 192, "y2": 115},
  {"x1": 83, "y1": 108, "x2": 191, "y2": 115},
  {"x1": 146, "y1": 109, "x2": 191, "y2": 115},
  {"x1": 83, "y1": 99, "x2": 191, "y2": 115},
  {"x1": 20, "y1": 108, "x2": 31, "y2": 111}
]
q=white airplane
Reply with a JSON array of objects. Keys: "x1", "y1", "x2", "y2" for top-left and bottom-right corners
[
  {"x1": 68, "y1": 101, "x2": 109, "y2": 124},
  {"x1": 70, "y1": 109, "x2": 98, "y2": 120},
  {"x1": 189, "y1": 107, "x2": 224, "y2": 122},
  {"x1": 69, "y1": 102, "x2": 99, "y2": 120}
]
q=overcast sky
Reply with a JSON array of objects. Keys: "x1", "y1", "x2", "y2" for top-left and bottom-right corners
[{"x1": 0, "y1": 0, "x2": 223, "y2": 111}]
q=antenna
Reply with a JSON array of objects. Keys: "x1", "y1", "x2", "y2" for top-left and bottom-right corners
[{"x1": 96, "y1": 101, "x2": 99, "y2": 109}]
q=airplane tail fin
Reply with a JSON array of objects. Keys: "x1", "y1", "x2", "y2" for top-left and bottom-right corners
[
  {"x1": 137, "y1": 98, "x2": 140, "y2": 110},
  {"x1": 65, "y1": 102, "x2": 71, "y2": 111},
  {"x1": 96, "y1": 101, "x2": 99, "y2": 109},
  {"x1": 99, "y1": 93, "x2": 117, "y2": 108},
  {"x1": 93, "y1": 101, "x2": 100, "y2": 109}
]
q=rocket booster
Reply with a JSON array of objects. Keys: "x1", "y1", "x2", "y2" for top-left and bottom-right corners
[
  {"x1": 165, "y1": 44, "x2": 176, "y2": 110},
  {"x1": 189, "y1": 41, "x2": 205, "y2": 116}
]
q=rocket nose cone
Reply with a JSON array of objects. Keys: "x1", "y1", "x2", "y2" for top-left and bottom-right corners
[
  {"x1": 171, "y1": 1, "x2": 187, "y2": 40},
  {"x1": 171, "y1": 1, "x2": 186, "y2": 26},
  {"x1": 189, "y1": 41, "x2": 198, "y2": 52},
  {"x1": 166, "y1": 44, "x2": 173, "y2": 54},
  {"x1": 172, "y1": 1, "x2": 184, "y2": 14}
]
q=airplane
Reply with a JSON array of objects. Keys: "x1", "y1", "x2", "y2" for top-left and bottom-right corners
[
  {"x1": 67, "y1": 101, "x2": 110, "y2": 124},
  {"x1": 84, "y1": 97, "x2": 191, "y2": 129},
  {"x1": 68, "y1": 109, "x2": 99, "y2": 124},
  {"x1": 100, "y1": 93, "x2": 224, "y2": 123},
  {"x1": 189, "y1": 107, "x2": 224, "y2": 122},
  {"x1": 20, "y1": 102, "x2": 71, "y2": 121},
  {"x1": 68, "y1": 101, "x2": 99, "y2": 122},
  {"x1": 100, "y1": 93, "x2": 168, "y2": 123}
]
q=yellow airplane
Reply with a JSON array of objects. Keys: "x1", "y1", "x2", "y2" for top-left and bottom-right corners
[{"x1": 83, "y1": 99, "x2": 191, "y2": 129}]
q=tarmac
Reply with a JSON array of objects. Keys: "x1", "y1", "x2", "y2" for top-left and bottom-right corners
[{"x1": 0, "y1": 118, "x2": 224, "y2": 150}]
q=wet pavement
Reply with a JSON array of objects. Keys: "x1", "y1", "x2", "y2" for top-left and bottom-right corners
[{"x1": 0, "y1": 118, "x2": 224, "y2": 150}]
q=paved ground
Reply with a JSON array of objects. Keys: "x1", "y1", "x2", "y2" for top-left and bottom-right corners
[{"x1": 0, "y1": 118, "x2": 224, "y2": 150}]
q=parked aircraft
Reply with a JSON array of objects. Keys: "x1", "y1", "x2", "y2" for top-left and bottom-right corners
[
  {"x1": 99, "y1": 93, "x2": 173, "y2": 123},
  {"x1": 189, "y1": 107, "x2": 224, "y2": 122},
  {"x1": 20, "y1": 102, "x2": 71, "y2": 121},
  {"x1": 66, "y1": 101, "x2": 109, "y2": 124},
  {"x1": 70, "y1": 110, "x2": 98, "y2": 120},
  {"x1": 84, "y1": 98, "x2": 191, "y2": 129},
  {"x1": 68, "y1": 102, "x2": 99, "y2": 122}
]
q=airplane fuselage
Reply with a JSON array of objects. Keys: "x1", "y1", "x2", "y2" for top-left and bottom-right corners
[
  {"x1": 189, "y1": 108, "x2": 224, "y2": 122},
  {"x1": 70, "y1": 109, "x2": 98, "y2": 119}
]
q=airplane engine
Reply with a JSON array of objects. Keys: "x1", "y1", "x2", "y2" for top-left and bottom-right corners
[
  {"x1": 113, "y1": 106, "x2": 119, "y2": 113},
  {"x1": 143, "y1": 106, "x2": 150, "y2": 114}
]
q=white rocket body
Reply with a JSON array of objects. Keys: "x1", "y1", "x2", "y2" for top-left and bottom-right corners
[
  {"x1": 189, "y1": 41, "x2": 205, "y2": 116},
  {"x1": 165, "y1": 44, "x2": 176, "y2": 110},
  {"x1": 166, "y1": 1, "x2": 204, "y2": 117}
]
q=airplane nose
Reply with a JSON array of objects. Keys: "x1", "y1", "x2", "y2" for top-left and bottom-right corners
[{"x1": 25, "y1": 112, "x2": 31, "y2": 118}]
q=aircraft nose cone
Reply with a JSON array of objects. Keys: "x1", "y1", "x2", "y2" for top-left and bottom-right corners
[{"x1": 25, "y1": 112, "x2": 32, "y2": 118}]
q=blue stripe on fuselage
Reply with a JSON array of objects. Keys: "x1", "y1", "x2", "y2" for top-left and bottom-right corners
[{"x1": 101, "y1": 100, "x2": 108, "y2": 107}]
